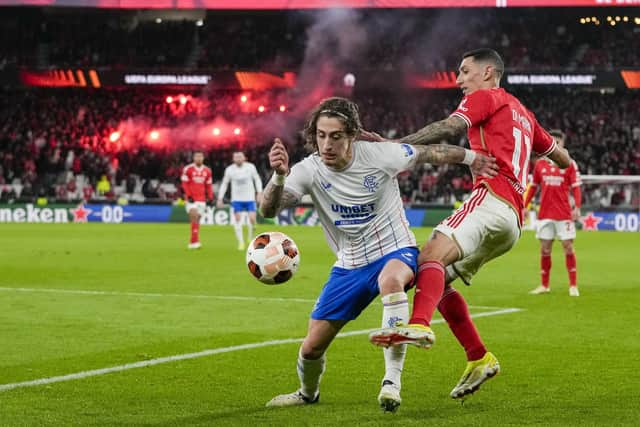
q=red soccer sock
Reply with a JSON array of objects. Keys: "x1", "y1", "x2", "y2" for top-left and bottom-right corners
[
  {"x1": 566, "y1": 252, "x2": 577, "y2": 287},
  {"x1": 190, "y1": 221, "x2": 200, "y2": 244},
  {"x1": 438, "y1": 287, "x2": 487, "y2": 361},
  {"x1": 409, "y1": 261, "x2": 445, "y2": 327},
  {"x1": 541, "y1": 254, "x2": 551, "y2": 287}
]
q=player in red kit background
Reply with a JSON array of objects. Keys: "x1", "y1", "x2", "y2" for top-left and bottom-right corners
[
  {"x1": 369, "y1": 49, "x2": 573, "y2": 400},
  {"x1": 524, "y1": 130, "x2": 582, "y2": 296},
  {"x1": 181, "y1": 151, "x2": 213, "y2": 249}
]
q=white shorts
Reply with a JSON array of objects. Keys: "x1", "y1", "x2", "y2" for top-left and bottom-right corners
[
  {"x1": 535, "y1": 219, "x2": 576, "y2": 241},
  {"x1": 435, "y1": 186, "x2": 520, "y2": 285},
  {"x1": 185, "y1": 201, "x2": 206, "y2": 216}
]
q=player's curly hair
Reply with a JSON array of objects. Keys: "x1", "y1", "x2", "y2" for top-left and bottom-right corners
[{"x1": 302, "y1": 97, "x2": 362, "y2": 153}]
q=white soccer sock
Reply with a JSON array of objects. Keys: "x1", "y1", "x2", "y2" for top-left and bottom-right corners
[
  {"x1": 297, "y1": 350, "x2": 325, "y2": 400},
  {"x1": 233, "y1": 221, "x2": 244, "y2": 245},
  {"x1": 381, "y1": 291, "x2": 409, "y2": 388},
  {"x1": 247, "y1": 220, "x2": 254, "y2": 242}
]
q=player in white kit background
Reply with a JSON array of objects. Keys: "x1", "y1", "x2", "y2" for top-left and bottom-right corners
[
  {"x1": 216, "y1": 151, "x2": 263, "y2": 250},
  {"x1": 260, "y1": 97, "x2": 498, "y2": 411}
]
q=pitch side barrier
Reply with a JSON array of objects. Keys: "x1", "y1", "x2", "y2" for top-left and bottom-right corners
[{"x1": 0, "y1": 201, "x2": 638, "y2": 231}]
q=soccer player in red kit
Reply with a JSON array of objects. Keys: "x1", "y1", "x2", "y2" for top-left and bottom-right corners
[
  {"x1": 369, "y1": 49, "x2": 573, "y2": 399},
  {"x1": 181, "y1": 151, "x2": 213, "y2": 249},
  {"x1": 524, "y1": 130, "x2": 582, "y2": 296}
]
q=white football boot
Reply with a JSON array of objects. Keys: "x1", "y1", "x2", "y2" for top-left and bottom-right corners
[
  {"x1": 265, "y1": 390, "x2": 319, "y2": 407},
  {"x1": 529, "y1": 285, "x2": 550, "y2": 295},
  {"x1": 378, "y1": 380, "x2": 401, "y2": 413}
]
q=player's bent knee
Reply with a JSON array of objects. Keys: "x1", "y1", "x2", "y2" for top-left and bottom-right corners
[
  {"x1": 300, "y1": 341, "x2": 326, "y2": 360},
  {"x1": 418, "y1": 242, "x2": 459, "y2": 265},
  {"x1": 378, "y1": 275, "x2": 405, "y2": 295}
]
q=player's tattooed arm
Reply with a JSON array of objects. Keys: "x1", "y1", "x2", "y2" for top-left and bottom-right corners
[
  {"x1": 415, "y1": 145, "x2": 499, "y2": 178},
  {"x1": 260, "y1": 185, "x2": 298, "y2": 218},
  {"x1": 414, "y1": 144, "x2": 468, "y2": 165},
  {"x1": 398, "y1": 116, "x2": 468, "y2": 146},
  {"x1": 261, "y1": 137, "x2": 296, "y2": 218}
]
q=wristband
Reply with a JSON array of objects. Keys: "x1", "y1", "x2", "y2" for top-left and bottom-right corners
[
  {"x1": 462, "y1": 149, "x2": 477, "y2": 166},
  {"x1": 271, "y1": 173, "x2": 286, "y2": 186}
]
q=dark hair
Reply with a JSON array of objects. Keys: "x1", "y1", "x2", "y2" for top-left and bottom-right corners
[
  {"x1": 548, "y1": 129, "x2": 566, "y2": 139},
  {"x1": 193, "y1": 150, "x2": 204, "y2": 155},
  {"x1": 462, "y1": 48, "x2": 505, "y2": 79},
  {"x1": 302, "y1": 97, "x2": 362, "y2": 152}
]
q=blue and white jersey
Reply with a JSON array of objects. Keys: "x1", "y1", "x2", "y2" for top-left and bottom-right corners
[
  {"x1": 285, "y1": 141, "x2": 418, "y2": 269},
  {"x1": 218, "y1": 162, "x2": 263, "y2": 202}
]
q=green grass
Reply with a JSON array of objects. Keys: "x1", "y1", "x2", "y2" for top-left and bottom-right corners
[{"x1": 0, "y1": 223, "x2": 639, "y2": 426}]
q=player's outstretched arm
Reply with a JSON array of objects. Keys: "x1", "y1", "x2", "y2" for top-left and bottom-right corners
[
  {"x1": 260, "y1": 138, "x2": 298, "y2": 218},
  {"x1": 547, "y1": 145, "x2": 572, "y2": 169},
  {"x1": 398, "y1": 116, "x2": 468, "y2": 146},
  {"x1": 414, "y1": 145, "x2": 499, "y2": 178}
]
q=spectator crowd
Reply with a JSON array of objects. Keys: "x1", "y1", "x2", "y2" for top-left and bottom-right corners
[
  {"x1": 1, "y1": 88, "x2": 638, "y2": 208},
  {"x1": 1, "y1": 6, "x2": 638, "y2": 208}
]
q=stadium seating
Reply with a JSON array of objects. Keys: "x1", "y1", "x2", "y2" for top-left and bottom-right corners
[{"x1": 1, "y1": 87, "x2": 637, "y2": 206}]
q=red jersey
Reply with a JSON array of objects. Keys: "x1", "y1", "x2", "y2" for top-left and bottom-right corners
[
  {"x1": 451, "y1": 88, "x2": 556, "y2": 224},
  {"x1": 181, "y1": 163, "x2": 213, "y2": 202},
  {"x1": 525, "y1": 159, "x2": 582, "y2": 220}
]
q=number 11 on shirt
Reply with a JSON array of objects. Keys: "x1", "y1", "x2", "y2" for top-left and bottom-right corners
[{"x1": 512, "y1": 126, "x2": 532, "y2": 188}]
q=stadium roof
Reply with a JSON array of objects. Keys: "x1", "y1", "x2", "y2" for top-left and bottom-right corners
[{"x1": 1, "y1": 0, "x2": 638, "y2": 9}]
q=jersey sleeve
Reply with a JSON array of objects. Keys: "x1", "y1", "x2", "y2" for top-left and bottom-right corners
[
  {"x1": 181, "y1": 167, "x2": 193, "y2": 199},
  {"x1": 569, "y1": 161, "x2": 582, "y2": 208},
  {"x1": 283, "y1": 157, "x2": 314, "y2": 200},
  {"x1": 449, "y1": 89, "x2": 497, "y2": 128},
  {"x1": 531, "y1": 117, "x2": 556, "y2": 156},
  {"x1": 206, "y1": 168, "x2": 213, "y2": 200},
  {"x1": 362, "y1": 141, "x2": 418, "y2": 176},
  {"x1": 252, "y1": 164, "x2": 264, "y2": 193},
  {"x1": 217, "y1": 167, "x2": 230, "y2": 202},
  {"x1": 569, "y1": 161, "x2": 582, "y2": 188}
]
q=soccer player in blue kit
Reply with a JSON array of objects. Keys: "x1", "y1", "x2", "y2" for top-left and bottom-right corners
[{"x1": 260, "y1": 97, "x2": 498, "y2": 411}]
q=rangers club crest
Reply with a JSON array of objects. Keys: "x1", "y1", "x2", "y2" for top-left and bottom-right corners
[{"x1": 363, "y1": 175, "x2": 379, "y2": 193}]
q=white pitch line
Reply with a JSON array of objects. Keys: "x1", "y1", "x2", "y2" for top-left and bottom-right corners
[
  {"x1": 0, "y1": 307, "x2": 522, "y2": 393},
  {"x1": 0, "y1": 286, "x2": 507, "y2": 310},
  {"x1": 0, "y1": 286, "x2": 316, "y2": 303}
]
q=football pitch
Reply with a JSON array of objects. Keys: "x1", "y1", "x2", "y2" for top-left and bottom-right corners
[{"x1": 0, "y1": 223, "x2": 638, "y2": 426}]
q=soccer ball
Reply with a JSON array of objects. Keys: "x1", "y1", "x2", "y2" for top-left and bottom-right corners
[{"x1": 246, "y1": 232, "x2": 300, "y2": 285}]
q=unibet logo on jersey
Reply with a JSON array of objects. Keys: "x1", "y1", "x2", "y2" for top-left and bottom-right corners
[{"x1": 331, "y1": 203, "x2": 376, "y2": 225}]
